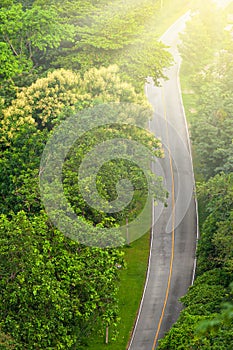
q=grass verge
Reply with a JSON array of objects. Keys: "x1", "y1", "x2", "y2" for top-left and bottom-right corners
[{"x1": 88, "y1": 231, "x2": 151, "y2": 350}]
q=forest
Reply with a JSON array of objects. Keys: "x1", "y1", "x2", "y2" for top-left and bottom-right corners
[
  {"x1": 0, "y1": 0, "x2": 173, "y2": 349},
  {"x1": 0, "y1": 0, "x2": 232, "y2": 349}
]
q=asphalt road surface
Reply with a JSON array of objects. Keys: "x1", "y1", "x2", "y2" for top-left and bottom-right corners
[{"x1": 127, "y1": 11, "x2": 198, "y2": 350}]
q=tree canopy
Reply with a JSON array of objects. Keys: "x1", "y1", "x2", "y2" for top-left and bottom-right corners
[
  {"x1": 0, "y1": 211, "x2": 124, "y2": 349},
  {"x1": 0, "y1": 0, "x2": 173, "y2": 106},
  {"x1": 0, "y1": 0, "x2": 170, "y2": 343}
]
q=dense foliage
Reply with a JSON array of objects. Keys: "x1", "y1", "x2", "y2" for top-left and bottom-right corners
[
  {"x1": 158, "y1": 2, "x2": 233, "y2": 349},
  {"x1": 0, "y1": 66, "x2": 145, "y2": 215},
  {"x1": 0, "y1": 0, "x2": 172, "y2": 348},
  {"x1": 190, "y1": 48, "x2": 233, "y2": 179},
  {"x1": 0, "y1": 69, "x2": 167, "y2": 348},
  {"x1": 0, "y1": 0, "x2": 173, "y2": 106},
  {"x1": 0, "y1": 211, "x2": 125, "y2": 349}
]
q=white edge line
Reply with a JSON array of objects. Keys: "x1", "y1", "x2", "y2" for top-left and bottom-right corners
[
  {"x1": 128, "y1": 1, "x2": 233, "y2": 345},
  {"x1": 168, "y1": 0, "x2": 233, "y2": 287},
  {"x1": 176, "y1": 51, "x2": 199, "y2": 286},
  {"x1": 127, "y1": 82, "x2": 156, "y2": 350},
  {"x1": 127, "y1": 192, "x2": 155, "y2": 349}
]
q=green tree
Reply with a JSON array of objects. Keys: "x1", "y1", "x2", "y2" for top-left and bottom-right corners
[
  {"x1": 0, "y1": 66, "x2": 147, "y2": 215},
  {"x1": 196, "y1": 173, "x2": 233, "y2": 274},
  {"x1": 33, "y1": 0, "x2": 173, "y2": 90},
  {"x1": 0, "y1": 66, "x2": 166, "y2": 228},
  {"x1": 0, "y1": 3, "x2": 75, "y2": 104},
  {"x1": 195, "y1": 283, "x2": 233, "y2": 350},
  {"x1": 62, "y1": 120, "x2": 165, "y2": 227},
  {"x1": 157, "y1": 271, "x2": 232, "y2": 350},
  {"x1": 189, "y1": 42, "x2": 233, "y2": 179},
  {"x1": 1, "y1": 66, "x2": 142, "y2": 139},
  {"x1": 0, "y1": 211, "x2": 123, "y2": 349},
  {"x1": 179, "y1": 0, "x2": 226, "y2": 76}
]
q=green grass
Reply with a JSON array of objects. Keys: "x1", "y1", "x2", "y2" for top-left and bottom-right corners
[
  {"x1": 88, "y1": 196, "x2": 153, "y2": 349},
  {"x1": 88, "y1": 231, "x2": 151, "y2": 350}
]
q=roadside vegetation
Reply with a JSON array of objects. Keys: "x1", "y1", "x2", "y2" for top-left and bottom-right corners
[
  {"x1": 158, "y1": 1, "x2": 233, "y2": 348},
  {"x1": 88, "y1": 232, "x2": 151, "y2": 350},
  {"x1": 0, "y1": 0, "x2": 192, "y2": 349}
]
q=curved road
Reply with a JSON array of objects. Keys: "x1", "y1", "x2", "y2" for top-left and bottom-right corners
[
  {"x1": 128, "y1": 11, "x2": 198, "y2": 350},
  {"x1": 128, "y1": 2, "x2": 232, "y2": 349}
]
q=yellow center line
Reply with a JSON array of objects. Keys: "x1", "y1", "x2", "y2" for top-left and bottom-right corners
[{"x1": 152, "y1": 86, "x2": 176, "y2": 349}]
